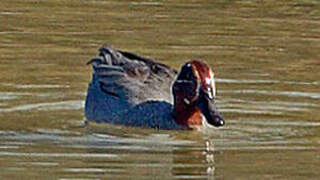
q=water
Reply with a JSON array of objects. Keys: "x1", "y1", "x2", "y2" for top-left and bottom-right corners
[{"x1": 1, "y1": 0, "x2": 320, "y2": 179}]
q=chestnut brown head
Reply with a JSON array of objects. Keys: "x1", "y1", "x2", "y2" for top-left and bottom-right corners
[{"x1": 172, "y1": 60, "x2": 225, "y2": 128}]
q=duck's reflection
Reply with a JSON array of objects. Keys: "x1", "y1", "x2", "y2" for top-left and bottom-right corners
[
  {"x1": 83, "y1": 128, "x2": 218, "y2": 180},
  {"x1": 171, "y1": 139, "x2": 217, "y2": 180},
  {"x1": 205, "y1": 140, "x2": 216, "y2": 177}
]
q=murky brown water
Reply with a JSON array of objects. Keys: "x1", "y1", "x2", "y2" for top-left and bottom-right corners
[{"x1": 1, "y1": 0, "x2": 320, "y2": 179}]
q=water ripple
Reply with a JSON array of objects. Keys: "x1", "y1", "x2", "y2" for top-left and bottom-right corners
[
  {"x1": 0, "y1": 92, "x2": 32, "y2": 100},
  {"x1": 0, "y1": 152, "x2": 117, "y2": 158},
  {"x1": 1, "y1": 83, "x2": 70, "y2": 89},
  {"x1": 217, "y1": 78, "x2": 319, "y2": 86},
  {"x1": 221, "y1": 89, "x2": 320, "y2": 99},
  {"x1": 0, "y1": 100, "x2": 84, "y2": 112},
  {"x1": 220, "y1": 109, "x2": 283, "y2": 115},
  {"x1": 217, "y1": 78, "x2": 279, "y2": 84}
]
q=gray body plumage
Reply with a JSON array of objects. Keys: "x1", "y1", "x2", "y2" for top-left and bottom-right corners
[{"x1": 85, "y1": 45, "x2": 184, "y2": 129}]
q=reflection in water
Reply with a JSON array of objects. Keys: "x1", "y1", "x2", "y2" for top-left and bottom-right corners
[
  {"x1": 1, "y1": 114, "x2": 319, "y2": 179},
  {"x1": 0, "y1": 130, "x2": 218, "y2": 179},
  {"x1": 205, "y1": 140, "x2": 216, "y2": 178},
  {"x1": 2, "y1": 118, "x2": 319, "y2": 178}
]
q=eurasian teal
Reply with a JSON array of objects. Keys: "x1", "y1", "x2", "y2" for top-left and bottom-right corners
[{"x1": 85, "y1": 45, "x2": 225, "y2": 130}]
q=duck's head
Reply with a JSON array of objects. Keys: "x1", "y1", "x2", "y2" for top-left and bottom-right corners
[{"x1": 172, "y1": 60, "x2": 225, "y2": 129}]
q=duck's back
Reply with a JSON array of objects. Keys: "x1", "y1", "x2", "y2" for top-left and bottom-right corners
[{"x1": 85, "y1": 45, "x2": 180, "y2": 128}]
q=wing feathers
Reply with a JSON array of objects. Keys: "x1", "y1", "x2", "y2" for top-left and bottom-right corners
[{"x1": 88, "y1": 45, "x2": 177, "y2": 104}]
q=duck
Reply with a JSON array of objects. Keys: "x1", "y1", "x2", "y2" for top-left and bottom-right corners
[{"x1": 84, "y1": 45, "x2": 225, "y2": 130}]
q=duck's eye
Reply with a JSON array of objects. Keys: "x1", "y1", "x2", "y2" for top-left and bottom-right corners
[{"x1": 178, "y1": 65, "x2": 194, "y2": 80}]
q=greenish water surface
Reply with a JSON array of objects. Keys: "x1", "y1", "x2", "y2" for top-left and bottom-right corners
[{"x1": 0, "y1": 0, "x2": 320, "y2": 179}]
